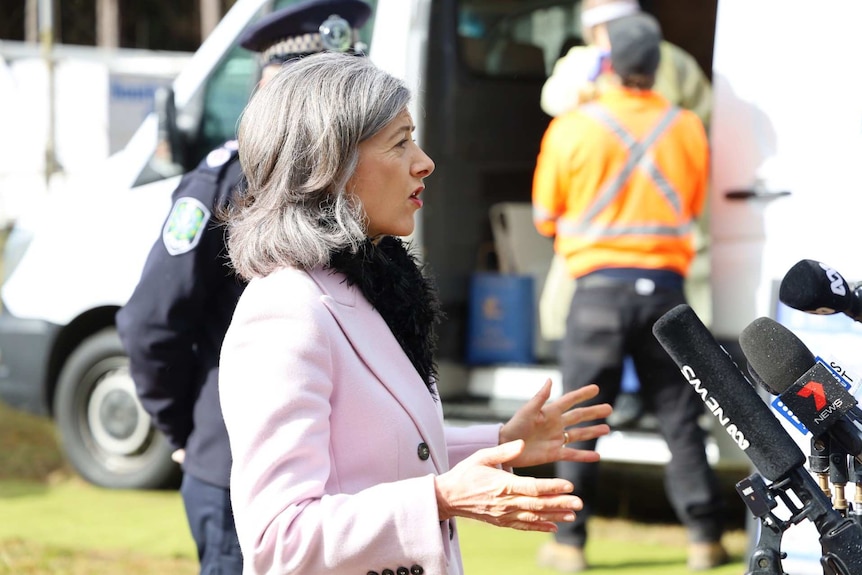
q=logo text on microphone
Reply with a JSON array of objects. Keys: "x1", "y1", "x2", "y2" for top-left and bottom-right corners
[
  {"x1": 819, "y1": 262, "x2": 847, "y2": 296},
  {"x1": 681, "y1": 365, "x2": 751, "y2": 451},
  {"x1": 776, "y1": 360, "x2": 856, "y2": 436}
]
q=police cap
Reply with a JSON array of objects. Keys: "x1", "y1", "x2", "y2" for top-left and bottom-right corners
[{"x1": 239, "y1": 0, "x2": 372, "y2": 64}]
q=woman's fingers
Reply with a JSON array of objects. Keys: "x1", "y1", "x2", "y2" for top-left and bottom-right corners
[
  {"x1": 546, "y1": 384, "x2": 612, "y2": 423},
  {"x1": 565, "y1": 422, "x2": 611, "y2": 442},
  {"x1": 440, "y1": 441, "x2": 597, "y2": 533},
  {"x1": 562, "y1": 403, "x2": 613, "y2": 427},
  {"x1": 509, "y1": 520, "x2": 561, "y2": 533},
  {"x1": 515, "y1": 509, "x2": 578, "y2": 523},
  {"x1": 469, "y1": 439, "x2": 526, "y2": 469},
  {"x1": 490, "y1": 494, "x2": 585, "y2": 532},
  {"x1": 555, "y1": 383, "x2": 601, "y2": 411},
  {"x1": 507, "y1": 473, "x2": 575, "y2": 497},
  {"x1": 530, "y1": 378, "x2": 554, "y2": 406},
  {"x1": 558, "y1": 447, "x2": 602, "y2": 464}
]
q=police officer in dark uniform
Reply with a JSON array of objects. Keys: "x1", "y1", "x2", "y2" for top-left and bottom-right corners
[{"x1": 115, "y1": 1, "x2": 372, "y2": 572}]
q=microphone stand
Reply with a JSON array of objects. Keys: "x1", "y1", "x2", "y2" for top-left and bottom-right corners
[
  {"x1": 829, "y1": 444, "x2": 851, "y2": 518},
  {"x1": 738, "y1": 460, "x2": 862, "y2": 574},
  {"x1": 736, "y1": 473, "x2": 787, "y2": 575},
  {"x1": 851, "y1": 458, "x2": 862, "y2": 528},
  {"x1": 811, "y1": 436, "x2": 832, "y2": 501}
]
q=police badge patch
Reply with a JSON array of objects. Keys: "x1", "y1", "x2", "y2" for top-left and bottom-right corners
[
  {"x1": 319, "y1": 14, "x2": 352, "y2": 52},
  {"x1": 163, "y1": 197, "x2": 211, "y2": 256}
]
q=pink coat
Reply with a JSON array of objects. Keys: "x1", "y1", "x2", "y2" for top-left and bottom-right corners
[{"x1": 219, "y1": 265, "x2": 502, "y2": 575}]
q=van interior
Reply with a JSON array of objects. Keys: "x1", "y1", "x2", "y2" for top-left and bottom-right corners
[{"x1": 419, "y1": 0, "x2": 718, "y2": 367}]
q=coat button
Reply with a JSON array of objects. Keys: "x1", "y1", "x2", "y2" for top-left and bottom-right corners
[
  {"x1": 367, "y1": 572, "x2": 379, "y2": 575},
  {"x1": 417, "y1": 442, "x2": 430, "y2": 460},
  {"x1": 397, "y1": 568, "x2": 409, "y2": 575},
  {"x1": 382, "y1": 570, "x2": 395, "y2": 575},
  {"x1": 410, "y1": 566, "x2": 424, "y2": 575}
]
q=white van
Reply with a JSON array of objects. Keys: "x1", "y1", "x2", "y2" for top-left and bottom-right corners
[
  {"x1": 0, "y1": 41, "x2": 192, "y2": 227},
  {"x1": 2, "y1": 0, "x2": 853, "y2": 491}
]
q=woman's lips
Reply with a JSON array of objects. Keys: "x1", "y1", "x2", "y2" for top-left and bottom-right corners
[{"x1": 410, "y1": 187, "x2": 424, "y2": 207}]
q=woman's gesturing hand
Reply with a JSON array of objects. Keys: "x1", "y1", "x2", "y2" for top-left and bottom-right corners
[
  {"x1": 434, "y1": 440, "x2": 582, "y2": 532},
  {"x1": 498, "y1": 381, "x2": 612, "y2": 470}
]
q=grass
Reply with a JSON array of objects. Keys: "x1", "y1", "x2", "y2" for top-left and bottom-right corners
[
  {"x1": 0, "y1": 402, "x2": 751, "y2": 574},
  {"x1": 0, "y1": 539, "x2": 196, "y2": 575},
  {"x1": 0, "y1": 478, "x2": 195, "y2": 559},
  {"x1": 0, "y1": 401, "x2": 198, "y2": 574},
  {"x1": 460, "y1": 518, "x2": 748, "y2": 574},
  {"x1": 0, "y1": 402, "x2": 65, "y2": 482}
]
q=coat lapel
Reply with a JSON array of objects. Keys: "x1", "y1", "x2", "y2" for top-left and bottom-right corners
[{"x1": 310, "y1": 267, "x2": 448, "y2": 474}]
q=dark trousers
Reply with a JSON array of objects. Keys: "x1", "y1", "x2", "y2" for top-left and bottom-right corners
[
  {"x1": 180, "y1": 473, "x2": 243, "y2": 575},
  {"x1": 555, "y1": 280, "x2": 725, "y2": 547}
]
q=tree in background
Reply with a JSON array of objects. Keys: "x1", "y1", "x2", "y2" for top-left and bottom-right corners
[{"x1": 1, "y1": 0, "x2": 238, "y2": 51}]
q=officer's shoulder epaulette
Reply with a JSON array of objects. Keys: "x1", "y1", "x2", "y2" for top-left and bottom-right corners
[{"x1": 194, "y1": 140, "x2": 240, "y2": 182}]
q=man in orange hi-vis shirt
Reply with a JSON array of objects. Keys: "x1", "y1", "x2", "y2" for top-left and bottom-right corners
[{"x1": 532, "y1": 12, "x2": 728, "y2": 573}]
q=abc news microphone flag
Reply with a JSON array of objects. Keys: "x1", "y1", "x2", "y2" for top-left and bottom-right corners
[{"x1": 652, "y1": 304, "x2": 806, "y2": 482}]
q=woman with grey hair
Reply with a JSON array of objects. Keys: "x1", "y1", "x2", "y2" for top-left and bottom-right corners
[{"x1": 219, "y1": 52, "x2": 612, "y2": 575}]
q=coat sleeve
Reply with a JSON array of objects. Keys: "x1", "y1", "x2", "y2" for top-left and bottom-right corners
[
  {"x1": 115, "y1": 153, "x2": 239, "y2": 450},
  {"x1": 220, "y1": 277, "x2": 451, "y2": 575},
  {"x1": 540, "y1": 45, "x2": 602, "y2": 117},
  {"x1": 444, "y1": 424, "x2": 502, "y2": 468},
  {"x1": 665, "y1": 42, "x2": 712, "y2": 131}
]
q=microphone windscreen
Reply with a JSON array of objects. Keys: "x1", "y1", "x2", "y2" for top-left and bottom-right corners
[
  {"x1": 653, "y1": 304, "x2": 806, "y2": 481},
  {"x1": 739, "y1": 317, "x2": 815, "y2": 395},
  {"x1": 779, "y1": 259, "x2": 850, "y2": 314},
  {"x1": 745, "y1": 361, "x2": 775, "y2": 395}
]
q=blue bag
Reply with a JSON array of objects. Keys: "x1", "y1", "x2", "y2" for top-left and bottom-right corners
[{"x1": 465, "y1": 272, "x2": 534, "y2": 365}]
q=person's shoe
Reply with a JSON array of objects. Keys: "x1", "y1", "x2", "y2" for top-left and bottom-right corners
[
  {"x1": 687, "y1": 541, "x2": 729, "y2": 571},
  {"x1": 536, "y1": 540, "x2": 588, "y2": 572},
  {"x1": 606, "y1": 393, "x2": 644, "y2": 429}
]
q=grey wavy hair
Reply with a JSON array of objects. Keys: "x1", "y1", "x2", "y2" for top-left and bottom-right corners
[{"x1": 226, "y1": 51, "x2": 411, "y2": 279}]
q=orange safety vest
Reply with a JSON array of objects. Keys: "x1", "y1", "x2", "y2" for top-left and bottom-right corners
[{"x1": 532, "y1": 87, "x2": 708, "y2": 280}]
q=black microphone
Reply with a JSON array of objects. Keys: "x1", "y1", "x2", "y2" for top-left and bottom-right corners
[
  {"x1": 779, "y1": 259, "x2": 862, "y2": 322},
  {"x1": 652, "y1": 304, "x2": 806, "y2": 481},
  {"x1": 739, "y1": 317, "x2": 862, "y2": 460},
  {"x1": 655, "y1": 306, "x2": 862, "y2": 574}
]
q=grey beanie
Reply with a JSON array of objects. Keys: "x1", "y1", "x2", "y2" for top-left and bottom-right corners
[{"x1": 607, "y1": 12, "x2": 662, "y2": 78}]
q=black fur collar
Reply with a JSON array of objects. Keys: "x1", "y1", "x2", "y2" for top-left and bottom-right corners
[{"x1": 328, "y1": 237, "x2": 442, "y2": 397}]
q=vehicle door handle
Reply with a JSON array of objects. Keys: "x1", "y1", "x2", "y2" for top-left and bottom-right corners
[{"x1": 725, "y1": 189, "x2": 791, "y2": 201}]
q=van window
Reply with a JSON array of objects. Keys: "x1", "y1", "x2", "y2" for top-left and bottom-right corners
[
  {"x1": 137, "y1": 0, "x2": 378, "y2": 185},
  {"x1": 196, "y1": 43, "x2": 259, "y2": 157},
  {"x1": 457, "y1": 0, "x2": 584, "y2": 78}
]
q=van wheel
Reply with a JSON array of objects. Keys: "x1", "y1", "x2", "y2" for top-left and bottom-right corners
[{"x1": 53, "y1": 328, "x2": 180, "y2": 489}]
